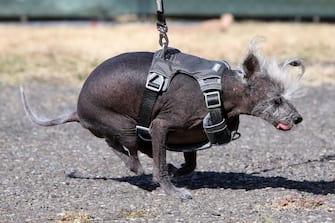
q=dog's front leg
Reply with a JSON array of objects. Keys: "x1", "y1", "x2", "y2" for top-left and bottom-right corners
[{"x1": 151, "y1": 118, "x2": 192, "y2": 199}]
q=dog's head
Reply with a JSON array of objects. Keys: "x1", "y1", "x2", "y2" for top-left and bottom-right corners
[{"x1": 233, "y1": 38, "x2": 304, "y2": 131}]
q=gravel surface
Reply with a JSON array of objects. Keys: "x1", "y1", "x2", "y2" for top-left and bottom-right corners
[{"x1": 0, "y1": 83, "x2": 334, "y2": 222}]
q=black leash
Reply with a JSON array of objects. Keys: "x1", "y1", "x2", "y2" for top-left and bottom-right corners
[{"x1": 155, "y1": 0, "x2": 169, "y2": 54}]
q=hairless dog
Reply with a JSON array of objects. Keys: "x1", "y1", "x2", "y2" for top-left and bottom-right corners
[{"x1": 21, "y1": 39, "x2": 304, "y2": 199}]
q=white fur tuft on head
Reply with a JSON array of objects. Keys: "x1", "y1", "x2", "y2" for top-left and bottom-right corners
[{"x1": 245, "y1": 37, "x2": 305, "y2": 100}]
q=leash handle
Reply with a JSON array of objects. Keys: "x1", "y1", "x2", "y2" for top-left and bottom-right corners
[{"x1": 155, "y1": 0, "x2": 169, "y2": 49}]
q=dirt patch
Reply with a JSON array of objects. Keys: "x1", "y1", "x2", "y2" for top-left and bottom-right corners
[{"x1": 273, "y1": 194, "x2": 324, "y2": 209}]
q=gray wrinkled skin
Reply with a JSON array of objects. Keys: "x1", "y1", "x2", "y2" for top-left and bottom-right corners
[{"x1": 251, "y1": 96, "x2": 302, "y2": 129}]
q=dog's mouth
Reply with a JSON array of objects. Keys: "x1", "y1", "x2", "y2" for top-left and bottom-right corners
[{"x1": 276, "y1": 122, "x2": 292, "y2": 131}]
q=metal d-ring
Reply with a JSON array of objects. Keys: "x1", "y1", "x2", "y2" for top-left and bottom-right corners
[
  {"x1": 232, "y1": 131, "x2": 241, "y2": 140},
  {"x1": 159, "y1": 32, "x2": 169, "y2": 48},
  {"x1": 159, "y1": 32, "x2": 169, "y2": 59}
]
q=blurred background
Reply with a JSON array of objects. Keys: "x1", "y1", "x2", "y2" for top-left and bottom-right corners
[
  {"x1": 1, "y1": 0, "x2": 334, "y2": 22},
  {"x1": 0, "y1": 0, "x2": 334, "y2": 86}
]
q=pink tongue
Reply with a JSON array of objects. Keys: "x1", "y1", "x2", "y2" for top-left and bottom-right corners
[{"x1": 277, "y1": 123, "x2": 291, "y2": 131}]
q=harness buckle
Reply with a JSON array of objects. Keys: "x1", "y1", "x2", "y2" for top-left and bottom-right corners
[
  {"x1": 146, "y1": 73, "x2": 165, "y2": 92},
  {"x1": 204, "y1": 91, "x2": 221, "y2": 109},
  {"x1": 203, "y1": 113, "x2": 231, "y2": 145},
  {"x1": 136, "y1": 125, "x2": 152, "y2": 142}
]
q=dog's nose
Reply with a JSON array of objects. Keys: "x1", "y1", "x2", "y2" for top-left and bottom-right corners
[{"x1": 293, "y1": 115, "x2": 303, "y2": 124}]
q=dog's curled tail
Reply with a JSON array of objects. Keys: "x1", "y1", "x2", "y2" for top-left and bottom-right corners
[{"x1": 20, "y1": 86, "x2": 80, "y2": 126}]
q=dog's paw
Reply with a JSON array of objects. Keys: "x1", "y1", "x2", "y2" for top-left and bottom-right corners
[
  {"x1": 161, "y1": 181, "x2": 192, "y2": 199},
  {"x1": 174, "y1": 187, "x2": 192, "y2": 200}
]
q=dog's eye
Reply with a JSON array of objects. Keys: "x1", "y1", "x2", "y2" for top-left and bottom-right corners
[{"x1": 274, "y1": 97, "x2": 282, "y2": 106}]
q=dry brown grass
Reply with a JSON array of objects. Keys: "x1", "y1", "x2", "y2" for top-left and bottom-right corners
[
  {"x1": 273, "y1": 195, "x2": 324, "y2": 209},
  {"x1": 0, "y1": 22, "x2": 334, "y2": 86},
  {"x1": 48, "y1": 211, "x2": 93, "y2": 223}
]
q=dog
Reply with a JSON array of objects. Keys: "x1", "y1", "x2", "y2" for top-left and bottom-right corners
[{"x1": 21, "y1": 39, "x2": 304, "y2": 199}]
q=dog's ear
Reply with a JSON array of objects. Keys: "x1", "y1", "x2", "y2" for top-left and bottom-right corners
[{"x1": 242, "y1": 53, "x2": 260, "y2": 79}]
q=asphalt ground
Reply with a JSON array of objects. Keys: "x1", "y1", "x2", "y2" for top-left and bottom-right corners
[{"x1": 0, "y1": 83, "x2": 334, "y2": 222}]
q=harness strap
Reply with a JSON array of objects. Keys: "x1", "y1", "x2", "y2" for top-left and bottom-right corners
[
  {"x1": 136, "y1": 90, "x2": 158, "y2": 141},
  {"x1": 203, "y1": 90, "x2": 229, "y2": 145},
  {"x1": 136, "y1": 73, "x2": 165, "y2": 142},
  {"x1": 136, "y1": 1, "x2": 169, "y2": 142}
]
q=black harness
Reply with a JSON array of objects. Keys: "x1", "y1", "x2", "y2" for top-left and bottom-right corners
[
  {"x1": 136, "y1": 48, "x2": 238, "y2": 151},
  {"x1": 135, "y1": 0, "x2": 239, "y2": 152}
]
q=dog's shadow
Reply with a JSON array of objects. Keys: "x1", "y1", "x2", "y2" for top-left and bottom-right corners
[{"x1": 67, "y1": 156, "x2": 335, "y2": 195}]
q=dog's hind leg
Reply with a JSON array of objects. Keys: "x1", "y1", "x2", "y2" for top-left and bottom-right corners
[
  {"x1": 105, "y1": 138, "x2": 144, "y2": 175},
  {"x1": 170, "y1": 151, "x2": 197, "y2": 178}
]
